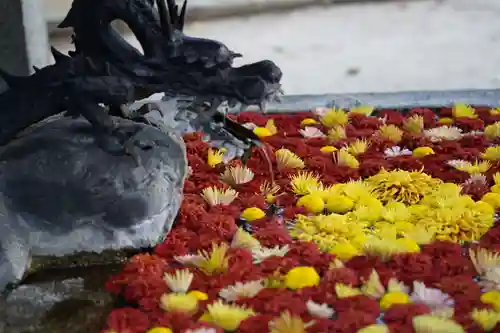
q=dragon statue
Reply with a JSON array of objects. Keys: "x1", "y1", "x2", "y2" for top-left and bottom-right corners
[
  {"x1": 0, "y1": 0, "x2": 283, "y2": 157},
  {"x1": 0, "y1": 0, "x2": 283, "y2": 300}
]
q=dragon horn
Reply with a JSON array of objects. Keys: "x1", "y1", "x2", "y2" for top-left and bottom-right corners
[
  {"x1": 50, "y1": 46, "x2": 71, "y2": 63},
  {"x1": 179, "y1": 0, "x2": 187, "y2": 31},
  {"x1": 156, "y1": 0, "x2": 172, "y2": 39}
]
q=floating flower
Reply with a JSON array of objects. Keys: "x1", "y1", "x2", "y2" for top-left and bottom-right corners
[
  {"x1": 219, "y1": 280, "x2": 265, "y2": 302},
  {"x1": 452, "y1": 103, "x2": 477, "y2": 119},
  {"x1": 451, "y1": 160, "x2": 491, "y2": 175},
  {"x1": 241, "y1": 207, "x2": 266, "y2": 221},
  {"x1": 334, "y1": 148, "x2": 360, "y2": 168},
  {"x1": 251, "y1": 245, "x2": 290, "y2": 264},
  {"x1": 361, "y1": 270, "x2": 385, "y2": 299},
  {"x1": 346, "y1": 138, "x2": 370, "y2": 156},
  {"x1": 413, "y1": 147, "x2": 435, "y2": 158},
  {"x1": 349, "y1": 105, "x2": 375, "y2": 116},
  {"x1": 469, "y1": 247, "x2": 500, "y2": 276},
  {"x1": 471, "y1": 308, "x2": 500, "y2": 332},
  {"x1": 320, "y1": 107, "x2": 349, "y2": 127},
  {"x1": 403, "y1": 115, "x2": 425, "y2": 134},
  {"x1": 220, "y1": 165, "x2": 255, "y2": 187},
  {"x1": 423, "y1": 126, "x2": 463, "y2": 142},
  {"x1": 485, "y1": 122, "x2": 500, "y2": 139},
  {"x1": 207, "y1": 148, "x2": 226, "y2": 167},
  {"x1": 231, "y1": 228, "x2": 261, "y2": 249},
  {"x1": 300, "y1": 118, "x2": 318, "y2": 126},
  {"x1": 306, "y1": 300, "x2": 334, "y2": 318},
  {"x1": 284, "y1": 266, "x2": 320, "y2": 289},
  {"x1": 366, "y1": 169, "x2": 442, "y2": 204},
  {"x1": 199, "y1": 300, "x2": 256, "y2": 331},
  {"x1": 412, "y1": 315, "x2": 465, "y2": 333},
  {"x1": 384, "y1": 146, "x2": 412, "y2": 158},
  {"x1": 160, "y1": 293, "x2": 199, "y2": 313},
  {"x1": 320, "y1": 145, "x2": 337, "y2": 153},
  {"x1": 289, "y1": 171, "x2": 323, "y2": 196},
  {"x1": 201, "y1": 187, "x2": 238, "y2": 206},
  {"x1": 379, "y1": 291, "x2": 411, "y2": 310},
  {"x1": 163, "y1": 269, "x2": 194, "y2": 293},
  {"x1": 327, "y1": 125, "x2": 347, "y2": 142},
  {"x1": 356, "y1": 324, "x2": 389, "y2": 333},
  {"x1": 147, "y1": 328, "x2": 173, "y2": 333},
  {"x1": 481, "y1": 146, "x2": 500, "y2": 161},
  {"x1": 275, "y1": 148, "x2": 305, "y2": 170},
  {"x1": 335, "y1": 284, "x2": 362, "y2": 298},
  {"x1": 259, "y1": 180, "x2": 281, "y2": 202},
  {"x1": 299, "y1": 126, "x2": 325, "y2": 138},
  {"x1": 194, "y1": 243, "x2": 230, "y2": 275},
  {"x1": 269, "y1": 311, "x2": 310, "y2": 333},
  {"x1": 376, "y1": 124, "x2": 403, "y2": 143},
  {"x1": 410, "y1": 281, "x2": 454, "y2": 311},
  {"x1": 296, "y1": 193, "x2": 325, "y2": 214}
]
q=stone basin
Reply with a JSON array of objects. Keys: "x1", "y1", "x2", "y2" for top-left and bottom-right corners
[{"x1": 3, "y1": 88, "x2": 500, "y2": 333}]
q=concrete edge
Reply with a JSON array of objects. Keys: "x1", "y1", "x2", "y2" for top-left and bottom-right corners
[
  {"x1": 222, "y1": 88, "x2": 500, "y2": 113},
  {"x1": 47, "y1": 0, "x2": 427, "y2": 38}
]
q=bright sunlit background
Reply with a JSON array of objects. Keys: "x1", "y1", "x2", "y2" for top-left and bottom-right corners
[{"x1": 47, "y1": 0, "x2": 500, "y2": 95}]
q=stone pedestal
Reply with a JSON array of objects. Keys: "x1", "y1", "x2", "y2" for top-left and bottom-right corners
[{"x1": 0, "y1": 0, "x2": 50, "y2": 91}]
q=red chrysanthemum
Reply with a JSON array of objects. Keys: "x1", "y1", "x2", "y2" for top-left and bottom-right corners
[
  {"x1": 106, "y1": 308, "x2": 150, "y2": 333},
  {"x1": 238, "y1": 315, "x2": 275, "y2": 333},
  {"x1": 383, "y1": 303, "x2": 431, "y2": 327}
]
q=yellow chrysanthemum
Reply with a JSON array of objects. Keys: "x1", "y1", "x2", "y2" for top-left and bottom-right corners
[
  {"x1": 320, "y1": 145, "x2": 337, "y2": 153},
  {"x1": 451, "y1": 160, "x2": 492, "y2": 175},
  {"x1": 327, "y1": 125, "x2": 347, "y2": 142},
  {"x1": 296, "y1": 194, "x2": 325, "y2": 214},
  {"x1": 481, "y1": 291, "x2": 500, "y2": 311},
  {"x1": 199, "y1": 301, "x2": 256, "y2": 332},
  {"x1": 356, "y1": 324, "x2": 389, "y2": 333},
  {"x1": 334, "y1": 148, "x2": 360, "y2": 168},
  {"x1": 413, "y1": 147, "x2": 435, "y2": 158},
  {"x1": 452, "y1": 103, "x2": 477, "y2": 119},
  {"x1": 482, "y1": 146, "x2": 500, "y2": 161},
  {"x1": 300, "y1": 118, "x2": 317, "y2": 126},
  {"x1": 485, "y1": 122, "x2": 500, "y2": 140},
  {"x1": 241, "y1": 207, "x2": 266, "y2": 221},
  {"x1": 361, "y1": 270, "x2": 386, "y2": 299},
  {"x1": 275, "y1": 148, "x2": 305, "y2": 170},
  {"x1": 439, "y1": 117, "x2": 454, "y2": 125},
  {"x1": 284, "y1": 266, "x2": 320, "y2": 290},
  {"x1": 379, "y1": 291, "x2": 411, "y2": 310},
  {"x1": 146, "y1": 327, "x2": 173, "y2": 333},
  {"x1": 376, "y1": 124, "x2": 403, "y2": 143},
  {"x1": 325, "y1": 194, "x2": 355, "y2": 214},
  {"x1": 253, "y1": 119, "x2": 278, "y2": 137},
  {"x1": 195, "y1": 243, "x2": 230, "y2": 275},
  {"x1": 365, "y1": 169, "x2": 442, "y2": 205},
  {"x1": 403, "y1": 115, "x2": 425, "y2": 134},
  {"x1": 335, "y1": 284, "x2": 362, "y2": 298},
  {"x1": 471, "y1": 308, "x2": 500, "y2": 332},
  {"x1": 289, "y1": 171, "x2": 323, "y2": 196},
  {"x1": 320, "y1": 107, "x2": 349, "y2": 127},
  {"x1": 329, "y1": 242, "x2": 361, "y2": 261},
  {"x1": 412, "y1": 315, "x2": 465, "y2": 333},
  {"x1": 349, "y1": 105, "x2": 375, "y2": 116},
  {"x1": 269, "y1": 311, "x2": 309, "y2": 333},
  {"x1": 259, "y1": 180, "x2": 281, "y2": 203},
  {"x1": 346, "y1": 139, "x2": 370, "y2": 155},
  {"x1": 207, "y1": 148, "x2": 225, "y2": 167},
  {"x1": 231, "y1": 228, "x2": 261, "y2": 249},
  {"x1": 160, "y1": 293, "x2": 198, "y2": 313}
]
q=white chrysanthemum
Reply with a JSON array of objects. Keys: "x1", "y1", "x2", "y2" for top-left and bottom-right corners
[
  {"x1": 185, "y1": 328, "x2": 218, "y2": 333},
  {"x1": 312, "y1": 107, "x2": 329, "y2": 117},
  {"x1": 306, "y1": 300, "x2": 334, "y2": 318},
  {"x1": 299, "y1": 126, "x2": 326, "y2": 138},
  {"x1": 464, "y1": 174, "x2": 487, "y2": 186},
  {"x1": 220, "y1": 165, "x2": 255, "y2": 187},
  {"x1": 446, "y1": 159, "x2": 469, "y2": 169},
  {"x1": 384, "y1": 146, "x2": 412, "y2": 158},
  {"x1": 410, "y1": 281, "x2": 454, "y2": 310},
  {"x1": 164, "y1": 269, "x2": 194, "y2": 293},
  {"x1": 251, "y1": 245, "x2": 290, "y2": 264},
  {"x1": 242, "y1": 122, "x2": 258, "y2": 130},
  {"x1": 174, "y1": 254, "x2": 203, "y2": 265},
  {"x1": 423, "y1": 126, "x2": 463, "y2": 142},
  {"x1": 478, "y1": 267, "x2": 500, "y2": 291},
  {"x1": 201, "y1": 186, "x2": 238, "y2": 206},
  {"x1": 187, "y1": 166, "x2": 193, "y2": 177},
  {"x1": 219, "y1": 280, "x2": 265, "y2": 302}
]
